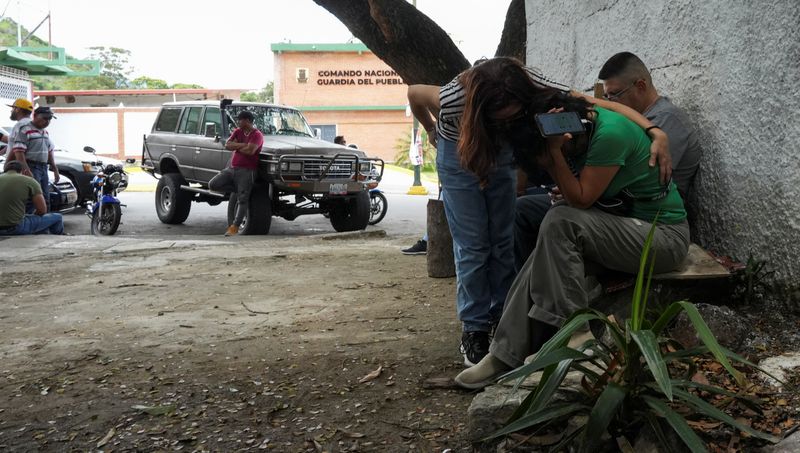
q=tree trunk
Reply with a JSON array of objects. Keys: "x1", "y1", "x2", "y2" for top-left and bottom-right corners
[
  {"x1": 313, "y1": 0, "x2": 470, "y2": 85},
  {"x1": 495, "y1": 0, "x2": 526, "y2": 60},
  {"x1": 427, "y1": 199, "x2": 455, "y2": 278}
]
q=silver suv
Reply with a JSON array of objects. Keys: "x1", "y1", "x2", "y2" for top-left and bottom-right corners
[{"x1": 142, "y1": 100, "x2": 383, "y2": 234}]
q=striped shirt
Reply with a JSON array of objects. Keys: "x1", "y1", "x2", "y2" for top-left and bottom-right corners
[
  {"x1": 436, "y1": 66, "x2": 570, "y2": 143},
  {"x1": 12, "y1": 122, "x2": 53, "y2": 164}
]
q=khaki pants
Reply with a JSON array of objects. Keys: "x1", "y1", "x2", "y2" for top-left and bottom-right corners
[{"x1": 490, "y1": 205, "x2": 690, "y2": 368}]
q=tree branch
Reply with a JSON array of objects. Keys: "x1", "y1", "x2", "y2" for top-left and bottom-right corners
[
  {"x1": 313, "y1": 0, "x2": 469, "y2": 85},
  {"x1": 495, "y1": 0, "x2": 526, "y2": 60}
]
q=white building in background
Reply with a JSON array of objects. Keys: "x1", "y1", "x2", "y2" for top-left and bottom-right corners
[
  {"x1": 33, "y1": 88, "x2": 246, "y2": 159},
  {"x1": 0, "y1": 66, "x2": 33, "y2": 126}
]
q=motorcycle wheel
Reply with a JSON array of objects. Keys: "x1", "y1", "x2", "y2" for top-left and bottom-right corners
[
  {"x1": 91, "y1": 203, "x2": 121, "y2": 235},
  {"x1": 368, "y1": 191, "x2": 387, "y2": 225}
]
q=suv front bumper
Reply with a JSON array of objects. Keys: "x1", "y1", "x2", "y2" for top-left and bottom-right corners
[{"x1": 264, "y1": 153, "x2": 384, "y2": 195}]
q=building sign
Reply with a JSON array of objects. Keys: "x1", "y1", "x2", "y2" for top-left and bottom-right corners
[{"x1": 316, "y1": 69, "x2": 404, "y2": 86}]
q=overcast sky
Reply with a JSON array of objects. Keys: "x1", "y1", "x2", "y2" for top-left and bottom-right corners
[{"x1": 8, "y1": 0, "x2": 512, "y2": 90}]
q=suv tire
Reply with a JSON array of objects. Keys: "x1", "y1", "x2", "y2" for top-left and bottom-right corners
[
  {"x1": 227, "y1": 183, "x2": 271, "y2": 235},
  {"x1": 155, "y1": 173, "x2": 192, "y2": 224},
  {"x1": 329, "y1": 191, "x2": 370, "y2": 232}
]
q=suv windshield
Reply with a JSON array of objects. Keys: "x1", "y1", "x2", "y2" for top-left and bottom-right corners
[{"x1": 226, "y1": 105, "x2": 313, "y2": 137}]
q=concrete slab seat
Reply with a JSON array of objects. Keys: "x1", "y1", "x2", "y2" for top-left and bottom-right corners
[{"x1": 589, "y1": 243, "x2": 739, "y2": 338}]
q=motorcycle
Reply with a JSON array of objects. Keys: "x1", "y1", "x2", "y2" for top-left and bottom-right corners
[
  {"x1": 368, "y1": 188, "x2": 387, "y2": 225},
  {"x1": 87, "y1": 163, "x2": 128, "y2": 235}
]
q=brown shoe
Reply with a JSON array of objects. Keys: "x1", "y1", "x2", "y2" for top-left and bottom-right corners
[{"x1": 224, "y1": 225, "x2": 239, "y2": 236}]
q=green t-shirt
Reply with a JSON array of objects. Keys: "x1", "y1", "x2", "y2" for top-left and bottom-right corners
[
  {"x1": 0, "y1": 171, "x2": 42, "y2": 226},
  {"x1": 579, "y1": 107, "x2": 686, "y2": 224}
]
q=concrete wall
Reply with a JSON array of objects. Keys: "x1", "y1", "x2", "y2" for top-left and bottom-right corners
[
  {"x1": 46, "y1": 108, "x2": 159, "y2": 158},
  {"x1": 525, "y1": 0, "x2": 800, "y2": 286}
]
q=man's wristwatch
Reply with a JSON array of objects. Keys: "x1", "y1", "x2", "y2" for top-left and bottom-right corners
[{"x1": 645, "y1": 125, "x2": 661, "y2": 136}]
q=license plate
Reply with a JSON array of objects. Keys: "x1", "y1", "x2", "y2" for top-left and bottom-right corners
[{"x1": 329, "y1": 183, "x2": 348, "y2": 195}]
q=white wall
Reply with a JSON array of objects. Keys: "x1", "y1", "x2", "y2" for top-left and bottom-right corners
[
  {"x1": 124, "y1": 111, "x2": 159, "y2": 156},
  {"x1": 47, "y1": 112, "x2": 118, "y2": 154},
  {"x1": 525, "y1": 0, "x2": 800, "y2": 288}
]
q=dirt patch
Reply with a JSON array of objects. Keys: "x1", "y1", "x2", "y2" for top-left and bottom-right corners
[{"x1": 0, "y1": 236, "x2": 476, "y2": 452}]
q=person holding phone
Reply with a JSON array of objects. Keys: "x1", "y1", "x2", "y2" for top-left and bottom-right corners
[
  {"x1": 407, "y1": 57, "x2": 671, "y2": 368},
  {"x1": 454, "y1": 83, "x2": 690, "y2": 389},
  {"x1": 514, "y1": 52, "x2": 701, "y2": 271}
]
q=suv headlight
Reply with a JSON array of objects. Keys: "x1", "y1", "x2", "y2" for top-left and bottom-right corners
[
  {"x1": 359, "y1": 162, "x2": 371, "y2": 173},
  {"x1": 280, "y1": 162, "x2": 289, "y2": 171},
  {"x1": 268, "y1": 163, "x2": 277, "y2": 173},
  {"x1": 288, "y1": 162, "x2": 302, "y2": 172}
]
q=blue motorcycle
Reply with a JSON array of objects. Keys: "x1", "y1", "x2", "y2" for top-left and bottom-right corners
[{"x1": 87, "y1": 163, "x2": 128, "y2": 235}]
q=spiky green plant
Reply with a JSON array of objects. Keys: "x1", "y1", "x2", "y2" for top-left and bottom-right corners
[{"x1": 487, "y1": 217, "x2": 781, "y2": 452}]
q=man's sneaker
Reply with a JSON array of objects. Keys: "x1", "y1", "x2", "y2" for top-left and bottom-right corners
[
  {"x1": 224, "y1": 224, "x2": 239, "y2": 236},
  {"x1": 460, "y1": 331, "x2": 490, "y2": 367},
  {"x1": 401, "y1": 239, "x2": 427, "y2": 255}
]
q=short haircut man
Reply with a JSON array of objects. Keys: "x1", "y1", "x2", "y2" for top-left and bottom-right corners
[
  {"x1": 598, "y1": 52, "x2": 701, "y2": 199},
  {"x1": 334, "y1": 135, "x2": 346, "y2": 145}
]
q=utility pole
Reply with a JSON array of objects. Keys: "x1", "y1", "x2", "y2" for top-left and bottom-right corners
[{"x1": 406, "y1": 0, "x2": 429, "y2": 196}]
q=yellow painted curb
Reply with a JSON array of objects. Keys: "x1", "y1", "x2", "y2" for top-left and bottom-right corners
[
  {"x1": 124, "y1": 184, "x2": 156, "y2": 192},
  {"x1": 406, "y1": 185, "x2": 429, "y2": 196}
]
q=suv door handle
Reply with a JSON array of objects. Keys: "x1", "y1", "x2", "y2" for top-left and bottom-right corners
[
  {"x1": 195, "y1": 147, "x2": 200, "y2": 154},
  {"x1": 170, "y1": 145, "x2": 176, "y2": 151}
]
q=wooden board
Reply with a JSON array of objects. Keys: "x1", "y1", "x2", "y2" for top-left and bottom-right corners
[{"x1": 653, "y1": 244, "x2": 731, "y2": 280}]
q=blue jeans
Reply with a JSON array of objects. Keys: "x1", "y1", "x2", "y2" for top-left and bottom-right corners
[
  {"x1": 436, "y1": 138, "x2": 516, "y2": 332},
  {"x1": 0, "y1": 214, "x2": 64, "y2": 235},
  {"x1": 29, "y1": 162, "x2": 50, "y2": 212}
]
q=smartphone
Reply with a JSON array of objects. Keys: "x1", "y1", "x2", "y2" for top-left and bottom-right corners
[{"x1": 534, "y1": 111, "x2": 586, "y2": 137}]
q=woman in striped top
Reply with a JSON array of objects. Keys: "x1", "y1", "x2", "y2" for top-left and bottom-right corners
[{"x1": 407, "y1": 57, "x2": 670, "y2": 368}]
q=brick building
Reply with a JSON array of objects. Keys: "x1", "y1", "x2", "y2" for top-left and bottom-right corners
[{"x1": 271, "y1": 43, "x2": 412, "y2": 162}]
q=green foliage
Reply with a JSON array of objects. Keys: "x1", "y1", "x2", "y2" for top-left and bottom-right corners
[
  {"x1": 490, "y1": 216, "x2": 780, "y2": 451},
  {"x1": 240, "y1": 82, "x2": 274, "y2": 103},
  {"x1": 393, "y1": 130, "x2": 436, "y2": 171},
  {"x1": 733, "y1": 254, "x2": 774, "y2": 305},
  {"x1": 131, "y1": 76, "x2": 170, "y2": 89}
]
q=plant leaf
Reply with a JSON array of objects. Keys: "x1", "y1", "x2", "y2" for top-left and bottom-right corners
[
  {"x1": 499, "y1": 347, "x2": 589, "y2": 383},
  {"x1": 676, "y1": 302, "x2": 745, "y2": 386},
  {"x1": 581, "y1": 382, "x2": 628, "y2": 453},
  {"x1": 485, "y1": 402, "x2": 587, "y2": 441},
  {"x1": 672, "y1": 388, "x2": 780, "y2": 442},
  {"x1": 643, "y1": 396, "x2": 708, "y2": 453},
  {"x1": 630, "y1": 329, "x2": 673, "y2": 400},
  {"x1": 651, "y1": 301, "x2": 686, "y2": 335},
  {"x1": 631, "y1": 211, "x2": 659, "y2": 330},
  {"x1": 645, "y1": 412, "x2": 681, "y2": 453}
]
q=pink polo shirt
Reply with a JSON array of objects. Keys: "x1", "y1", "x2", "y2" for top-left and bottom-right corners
[{"x1": 229, "y1": 128, "x2": 264, "y2": 170}]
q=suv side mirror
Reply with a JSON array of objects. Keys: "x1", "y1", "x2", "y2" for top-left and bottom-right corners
[
  {"x1": 313, "y1": 128, "x2": 321, "y2": 139},
  {"x1": 204, "y1": 122, "x2": 218, "y2": 138},
  {"x1": 83, "y1": 146, "x2": 96, "y2": 154}
]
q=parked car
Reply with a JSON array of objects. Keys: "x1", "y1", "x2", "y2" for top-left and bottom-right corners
[
  {"x1": 53, "y1": 146, "x2": 129, "y2": 207},
  {"x1": 0, "y1": 155, "x2": 78, "y2": 213},
  {"x1": 142, "y1": 100, "x2": 384, "y2": 234}
]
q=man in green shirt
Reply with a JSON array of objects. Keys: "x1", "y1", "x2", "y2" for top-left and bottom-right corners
[{"x1": 0, "y1": 161, "x2": 64, "y2": 235}]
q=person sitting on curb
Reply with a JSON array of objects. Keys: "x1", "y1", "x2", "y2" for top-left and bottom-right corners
[
  {"x1": 514, "y1": 52, "x2": 701, "y2": 271},
  {"x1": 209, "y1": 110, "x2": 263, "y2": 236},
  {"x1": 0, "y1": 161, "x2": 65, "y2": 235}
]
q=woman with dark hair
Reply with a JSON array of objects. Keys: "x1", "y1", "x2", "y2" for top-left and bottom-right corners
[
  {"x1": 408, "y1": 57, "x2": 672, "y2": 368},
  {"x1": 453, "y1": 80, "x2": 690, "y2": 389}
]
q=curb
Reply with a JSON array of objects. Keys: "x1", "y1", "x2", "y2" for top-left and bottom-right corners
[{"x1": 384, "y1": 164, "x2": 439, "y2": 184}]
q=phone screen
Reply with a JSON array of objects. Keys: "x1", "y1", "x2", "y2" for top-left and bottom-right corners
[{"x1": 534, "y1": 112, "x2": 585, "y2": 137}]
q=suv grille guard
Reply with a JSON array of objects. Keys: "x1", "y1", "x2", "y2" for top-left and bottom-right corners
[{"x1": 271, "y1": 153, "x2": 384, "y2": 184}]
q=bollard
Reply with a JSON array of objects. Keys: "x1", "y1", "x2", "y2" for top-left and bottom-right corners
[{"x1": 426, "y1": 199, "x2": 455, "y2": 278}]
